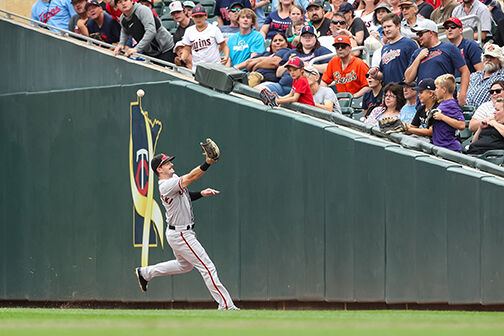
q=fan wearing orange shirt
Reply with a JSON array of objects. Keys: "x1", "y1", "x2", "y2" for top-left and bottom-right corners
[{"x1": 321, "y1": 35, "x2": 370, "y2": 98}]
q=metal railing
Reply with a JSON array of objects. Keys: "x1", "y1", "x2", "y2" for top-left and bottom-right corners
[{"x1": 0, "y1": 9, "x2": 194, "y2": 77}]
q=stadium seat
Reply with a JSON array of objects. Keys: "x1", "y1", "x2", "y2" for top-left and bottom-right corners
[
  {"x1": 336, "y1": 92, "x2": 353, "y2": 108},
  {"x1": 162, "y1": 18, "x2": 178, "y2": 32},
  {"x1": 263, "y1": 3, "x2": 272, "y2": 16},
  {"x1": 461, "y1": 134, "x2": 473, "y2": 153},
  {"x1": 340, "y1": 106, "x2": 354, "y2": 117},
  {"x1": 199, "y1": 0, "x2": 215, "y2": 17},
  {"x1": 154, "y1": 1, "x2": 164, "y2": 16},
  {"x1": 352, "y1": 110, "x2": 364, "y2": 121},
  {"x1": 461, "y1": 105, "x2": 475, "y2": 120},
  {"x1": 479, "y1": 150, "x2": 504, "y2": 165},
  {"x1": 323, "y1": 0, "x2": 332, "y2": 12}
]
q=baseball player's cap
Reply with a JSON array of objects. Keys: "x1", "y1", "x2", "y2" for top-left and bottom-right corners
[
  {"x1": 285, "y1": 57, "x2": 304, "y2": 69},
  {"x1": 183, "y1": 1, "x2": 196, "y2": 8},
  {"x1": 306, "y1": 0, "x2": 324, "y2": 10},
  {"x1": 169, "y1": 1, "x2": 184, "y2": 13},
  {"x1": 411, "y1": 19, "x2": 438, "y2": 33},
  {"x1": 191, "y1": 4, "x2": 207, "y2": 16},
  {"x1": 151, "y1": 154, "x2": 176, "y2": 171},
  {"x1": 399, "y1": 81, "x2": 417, "y2": 88},
  {"x1": 300, "y1": 25, "x2": 317, "y2": 36},
  {"x1": 333, "y1": 35, "x2": 351, "y2": 46},
  {"x1": 338, "y1": 2, "x2": 354, "y2": 13},
  {"x1": 413, "y1": 78, "x2": 435, "y2": 91},
  {"x1": 443, "y1": 17, "x2": 462, "y2": 28},
  {"x1": 85, "y1": 0, "x2": 100, "y2": 9},
  {"x1": 483, "y1": 43, "x2": 503, "y2": 58}
]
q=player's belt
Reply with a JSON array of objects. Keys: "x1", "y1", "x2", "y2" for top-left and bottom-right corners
[{"x1": 168, "y1": 224, "x2": 195, "y2": 231}]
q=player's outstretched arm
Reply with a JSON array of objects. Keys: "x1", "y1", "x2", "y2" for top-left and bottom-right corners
[{"x1": 180, "y1": 157, "x2": 214, "y2": 189}]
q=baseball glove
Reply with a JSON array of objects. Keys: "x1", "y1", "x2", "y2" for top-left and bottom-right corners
[
  {"x1": 200, "y1": 138, "x2": 220, "y2": 162},
  {"x1": 425, "y1": 108, "x2": 439, "y2": 128},
  {"x1": 259, "y1": 88, "x2": 279, "y2": 107},
  {"x1": 89, "y1": 32, "x2": 106, "y2": 42},
  {"x1": 379, "y1": 117, "x2": 406, "y2": 134}
]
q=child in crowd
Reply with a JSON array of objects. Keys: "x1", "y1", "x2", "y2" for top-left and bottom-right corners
[
  {"x1": 287, "y1": 20, "x2": 304, "y2": 45},
  {"x1": 404, "y1": 78, "x2": 437, "y2": 141},
  {"x1": 276, "y1": 57, "x2": 315, "y2": 106},
  {"x1": 432, "y1": 74, "x2": 466, "y2": 151}
]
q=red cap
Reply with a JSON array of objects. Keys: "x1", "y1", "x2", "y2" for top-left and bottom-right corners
[
  {"x1": 333, "y1": 35, "x2": 351, "y2": 46},
  {"x1": 444, "y1": 17, "x2": 462, "y2": 28},
  {"x1": 285, "y1": 57, "x2": 304, "y2": 69}
]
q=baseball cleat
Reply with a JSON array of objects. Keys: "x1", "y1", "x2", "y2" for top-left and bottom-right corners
[{"x1": 135, "y1": 267, "x2": 148, "y2": 292}]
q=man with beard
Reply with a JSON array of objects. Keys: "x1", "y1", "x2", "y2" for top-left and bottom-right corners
[
  {"x1": 306, "y1": 0, "x2": 332, "y2": 37},
  {"x1": 452, "y1": 0, "x2": 492, "y2": 41},
  {"x1": 466, "y1": 44, "x2": 504, "y2": 108},
  {"x1": 404, "y1": 19, "x2": 469, "y2": 106},
  {"x1": 82, "y1": 0, "x2": 121, "y2": 43},
  {"x1": 368, "y1": 13, "x2": 418, "y2": 85}
]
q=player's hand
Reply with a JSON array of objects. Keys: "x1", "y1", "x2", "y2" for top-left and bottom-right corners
[
  {"x1": 201, "y1": 188, "x2": 220, "y2": 197},
  {"x1": 433, "y1": 111, "x2": 444, "y2": 121},
  {"x1": 417, "y1": 48, "x2": 429, "y2": 61}
]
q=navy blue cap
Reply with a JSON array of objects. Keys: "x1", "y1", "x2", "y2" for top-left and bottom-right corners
[{"x1": 414, "y1": 78, "x2": 435, "y2": 91}]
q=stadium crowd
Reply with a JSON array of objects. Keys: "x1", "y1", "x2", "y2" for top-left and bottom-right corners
[{"x1": 31, "y1": 0, "x2": 504, "y2": 157}]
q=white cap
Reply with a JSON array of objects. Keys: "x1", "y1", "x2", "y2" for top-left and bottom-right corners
[
  {"x1": 183, "y1": 1, "x2": 196, "y2": 8},
  {"x1": 411, "y1": 19, "x2": 438, "y2": 33},
  {"x1": 169, "y1": 1, "x2": 184, "y2": 13}
]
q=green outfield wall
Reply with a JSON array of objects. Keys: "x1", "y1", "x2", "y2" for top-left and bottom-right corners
[{"x1": 2, "y1": 17, "x2": 504, "y2": 306}]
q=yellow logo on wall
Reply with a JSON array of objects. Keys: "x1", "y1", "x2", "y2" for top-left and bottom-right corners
[{"x1": 129, "y1": 90, "x2": 164, "y2": 266}]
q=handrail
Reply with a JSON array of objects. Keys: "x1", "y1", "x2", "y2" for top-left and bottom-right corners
[
  {"x1": 0, "y1": 9, "x2": 194, "y2": 77},
  {"x1": 436, "y1": 14, "x2": 482, "y2": 45},
  {"x1": 309, "y1": 46, "x2": 370, "y2": 67}
]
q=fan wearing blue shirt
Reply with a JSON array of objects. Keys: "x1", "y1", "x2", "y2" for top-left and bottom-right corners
[
  {"x1": 31, "y1": 0, "x2": 77, "y2": 32},
  {"x1": 227, "y1": 9, "x2": 266, "y2": 67},
  {"x1": 404, "y1": 19, "x2": 470, "y2": 107}
]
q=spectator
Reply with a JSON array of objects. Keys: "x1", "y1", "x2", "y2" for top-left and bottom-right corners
[
  {"x1": 271, "y1": 0, "x2": 310, "y2": 11},
  {"x1": 170, "y1": 1, "x2": 194, "y2": 44},
  {"x1": 469, "y1": 80, "x2": 504, "y2": 131},
  {"x1": 405, "y1": 78, "x2": 437, "y2": 139},
  {"x1": 183, "y1": 1, "x2": 196, "y2": 16},
  {"x1": 400, "y1": 81, "x2": 418, "y2": 123},
  {"x1": 102, "y1": 0, "x2": 122, "y2": 22},
  {"x1": 247, "y1": 32, "x2": 292, "y2": 86},
  {"x1": 362, "y1": 68, "x2": 383, "y2": 117},
  {"x1": 180, "y1": 5, "x2": 230, "y2": 70},
  {"x1": 214, "y1": 0, "x2": 252, "y2": 26},
  {"x1": 430, "y1": 0, "x2": 458, "y2": 25},
  {"x1": 80, "y1": 0, "x2": 121, "y2": 43},
  {"x1": 306, "y1": 1, "x2": 332, "y2": 36},
  {"x1": 260, "y1": 0, "x2": 294, "y2": 39},
  {"x1": 275, "y1": 57, "x2": 316, "y2": 106},
  {"x1": 400, "y1": 0, "x2": 424, "y2": 38},
  {"x1": 174, "y1": 40, "x2": 193, "y2": 68},
  {"x1": 114, "y1": 0, "x2": 175, "y2": 61},
  {"x1": 444, "y1": 17, "x2": 483, "y2": 76},
  {"x1": 321, "y1": 35, "x2": 370, "y2": 98},
  {"x1": 495, "y1": 18, "x2": 504, "y2": 48},
  {"x1": 466, "y1": 44, "x2": 504, "y2": 108},
  {"x1": 432, "y1": 74, "x2": 466, "y2": 151},
  {"x1": 219, "y1": 2, "x2": 242, "y2": 38},
  {"x1": 259, "y1": 25, "x2": 332, "y2": 95},
  {"x1": 324, "y1": 0, "x2": 345, "y2": 19},
  {"x1": 31, "y1": 0, "x2": 77, "y2": 32},
  {"x1": 369, "y1": 13, "x2": 418, "y2": 85},
  {"x1": 452, "y1": 0, "x2": 492, "y2": 41},
  {"x1": 252, "y1": 0, "x2": 270, "y2": 27},
  {"x1": 355, "y1": 0, "x2": 379, "y2": 31},
  {"x1": 364, "y1": 82, "x2": 406, "y2": 126},
  {"x1": 339, "y1": 2, "x2": 370, "y2": 46},
  {"x1": 389, "y1": 0, "x2": 402, "y2": 15},
  {"x1": 286, "y1": 5, "x2": 305, "y2": 44},
  {"x1": 416, "y1": 0, "x2": 434, "y2": 19},
  {"x1": 228, "y1": 9, "x2": 266, "y2": 67},
  {"x1": 305, "y1": 65, "x2": 342, "y2": 113},
  {"x1": 139, "y1": 0, "x2": 158, "y2": 17},
  {"x1": 69, "y1": 0, "x2": 87, "y2": 33},
  {"x1": 483, "y1": 0, "x2": 504, "y2": 26},
  {"x1": 287, "y1": 20, "x2": 304, "y2": 46},
  {"x1": 404, "y1": 19, "x2": 469, "y2": 106},
  {"x1": 371, "y1": 2, "x2": 392, "y2": 42},
  {"x1": 467, "y1": 97, "x2": 504, "y2": 155},
  {"x1": 319, "y1": 13, "x2": 359, "y2": 54}
]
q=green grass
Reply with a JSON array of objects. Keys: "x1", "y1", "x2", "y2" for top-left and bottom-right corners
[{"x1": 1, "y1": 308, "x2": 504, "y2": 336}]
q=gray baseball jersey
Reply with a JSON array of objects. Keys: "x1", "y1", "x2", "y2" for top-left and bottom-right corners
[{"x1": 159, "y1": 174, "x2": 194, "y2": 227}]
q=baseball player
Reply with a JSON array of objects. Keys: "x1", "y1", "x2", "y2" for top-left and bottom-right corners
[{"x1": 135, "y1": 145, "x2": 239, "y2": 310}]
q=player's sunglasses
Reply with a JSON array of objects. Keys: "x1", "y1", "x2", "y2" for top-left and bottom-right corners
[
  {"x1": 230, "y1": 8, "x2": 241, "y2": 12},
  {"x1": 490, "y1": 89, "x2": 503, "y2": 95},
  {"x1": 416, "y1": 30, "x2": 430, "y2": 37},
  {"x1": 331, "y1": 20, "x2": 346, "y2": 25},
  {"x1": 444, "y1": 25, "x2": 460, "y2": 30}
]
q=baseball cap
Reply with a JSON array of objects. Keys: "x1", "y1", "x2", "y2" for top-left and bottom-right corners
[
  {"x1": 304, "y1": 65, "x2": 319, "y2": 76},
  {"x1": 398, "y1": 0, "x2": 414, "y2": 6},
  {"x1": 338, "y1": 2, "x2": 354, "y2": 13},
  {"x1": 85, "y1": 0, "x2": 100, "y2": 9},
  {"x1": 399, "y1": 81, "x2": 417, "y2": 88},
  {"x1": 374, "y1": 3, "x2": 392, "y2": 12},
  {"x1": 183, "y1": 1, "x2": 196, "y2": 8},
  {"x1": 333, "y1": 35, "x2": 351, "y2": 46},
  {"x1": 169, "y1": 1, "x2": 184, "y2": 13},
  {"x1": 411, "y1": 19, "x2": 438, "y2": 33},
  {"x1": 230, "y1": 1, "x2": 245, "y2": 8},
  {"x1": 306, "y1": 0, "x2": 324, "y2": 9},
  {"x1": 483, "y1": 43, "x2": 503, "y2": 58},
  {"x1": 443, "y1": 17, "x2": 463, "y2": 28},
  {"x1": 151, "y1": 154, "x2": 176, "y2": 171},
  {"x1": 413, "y1": 78, "x2": 435, "y2": 91},
  {"x1": 285, "y1": 57, "x2": 304, "y2": 69},
  {"x1": 191, "y1": 4, "x2": 207, "y2": 16},
  {"x1": 300, "y1": 25, "x2": 317, "y2": 36}
]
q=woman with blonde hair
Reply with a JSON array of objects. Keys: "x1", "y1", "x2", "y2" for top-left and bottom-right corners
[{"x1": 260, "y1": 0, "x2": 294, "y2": 39}]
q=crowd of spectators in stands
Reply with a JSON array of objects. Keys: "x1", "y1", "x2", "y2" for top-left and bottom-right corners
[{"x1": 30, "y1": 0, "x2": 504, "y2": 157}]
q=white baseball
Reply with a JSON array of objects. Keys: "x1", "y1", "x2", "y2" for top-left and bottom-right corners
[{"x1": 137, "y1": 89, "x2": 145, "y2": 97}]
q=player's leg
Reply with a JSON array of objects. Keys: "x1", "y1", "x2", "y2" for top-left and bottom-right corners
[{"x1": 178, "y1": 231, "x2": 238, "y2": 310}]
